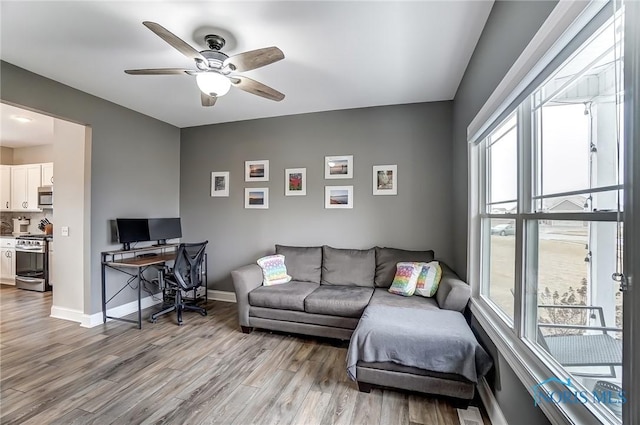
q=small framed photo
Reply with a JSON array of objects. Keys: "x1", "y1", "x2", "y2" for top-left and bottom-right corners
[
  {"x1": 211, "y1": 171, "x2": 229, "y2": 197},
  {"x1": 245, "y1": 160, "x2": 269, "y2": 182},
  {"x1": 285, "y1": 168, "x2": 307, "y2": 196},
  {"x1": 325, "y1": 155, "x2": 353, "y2": 179},
  {"x1": 373, "y1": 165, "x2": 397, "y2": 195},
  {"x1": 325, "y1": 185, "x2": 353, "y2": 209},
  {"x1": 245, "y1": 188, "x2": 269, "y2": 209}
]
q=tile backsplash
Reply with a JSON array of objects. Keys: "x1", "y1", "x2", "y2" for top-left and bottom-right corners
[{"x1": 0, "y1": 210, "x2": 53, "y2": 235}]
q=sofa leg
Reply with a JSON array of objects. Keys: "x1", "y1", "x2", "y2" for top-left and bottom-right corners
[
  {"x1": 241, "y1": 326, "x2": 253, "y2": 334},
  {"x1": 357, "y1": 381, "x2": 372, "y2": 393}
]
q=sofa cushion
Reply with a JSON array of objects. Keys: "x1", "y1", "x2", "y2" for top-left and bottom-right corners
[
  {"x1": 369, "y1": 288, "x2": 440, "y2": 310},
  {"x1": 248, "y1": 281, "x2": 319, "y2": 312},
  {"x1": 374, "y1": 247, "x2": 435, "y2": 288},
  {"x1": 304, "y1": 286, "x2": 374, "y2": 318},
  {"x1": 321, "y1": 245, "x2": 375, "y2": 287},
  {"x1": 275, "y1": 245, "x2": 322, "y2": 284}
]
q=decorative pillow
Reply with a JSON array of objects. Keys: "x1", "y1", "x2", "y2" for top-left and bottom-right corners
[
  {"x1": 256, "y1": 254, "x2": 292, "y2": 286},
  {"x1": 414, "y1": 261, "x2": 442, "y2": 297},
  {"x1": 388, "y1": 262, "x2": 421, "y2": 296}
]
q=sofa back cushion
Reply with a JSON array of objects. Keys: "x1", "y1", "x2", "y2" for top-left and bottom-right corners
[
  {"x1": 275, "y1": 245, "x2": 322, "y2": 284},
  {"x1": 321, "y1": 245, "x2": 375, "y2": 287},
  {"x1": 374, "y1": 247, "x2": 435, "y2": 288}
]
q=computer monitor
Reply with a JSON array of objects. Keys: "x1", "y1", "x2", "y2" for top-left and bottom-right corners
[
  {"x1": 148, "y1": 218, "x2": 182, "y2": 245},
  {"x1": 116, "y1": 218, "x2": 150, "y2": 251}
]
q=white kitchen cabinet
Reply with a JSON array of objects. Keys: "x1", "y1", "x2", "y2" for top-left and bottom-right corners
[
  {"x1": 11, "y1": 164, "x2": 41, "y2": 211},
  {"x1": 0, "y1": 165, "x2": 10, "y2": 211},
  {"x1": 0, "y1": 239, "x2": 16, "y2": 284},
  {"x1": 41, "y1": 162, "x2": 54, "y2": 186}
]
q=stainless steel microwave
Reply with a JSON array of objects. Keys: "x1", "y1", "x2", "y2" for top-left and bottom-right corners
[{"x1": 37, "y1": 186, "x2": 53, "y2": 209}]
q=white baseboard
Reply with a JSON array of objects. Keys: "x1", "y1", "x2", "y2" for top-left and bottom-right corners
[
  {"x1": 477, "y1": 376, "x2": 508, "y2": 425},
  {"x1": 50, "y1": 305, "x2": 85, "y2": 323},
  {"x1": 207, "y1": 289, "x2": 236, "y2": 303},
  {"x1": 79, "y1": 295, "x2": 162, "y2": 328},
  {"x1": 52, "y1": 291, "x2": 233, "y2": 328}
]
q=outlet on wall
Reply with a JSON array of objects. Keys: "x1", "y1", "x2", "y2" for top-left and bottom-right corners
[{"x1": 61, "y1": 226, "x2": 69, "y2": 236}]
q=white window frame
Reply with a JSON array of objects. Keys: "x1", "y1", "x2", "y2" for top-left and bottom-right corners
[{"x1": 468, "y1": 1, "x2": 636, "y2": 424}]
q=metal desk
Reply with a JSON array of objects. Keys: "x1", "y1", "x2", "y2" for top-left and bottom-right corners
[{"x1": 101, "y1": 244, "x2": 178, "y2": 329}]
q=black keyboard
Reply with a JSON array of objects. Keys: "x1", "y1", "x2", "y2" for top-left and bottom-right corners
[{"x1": 137, "y1": 252, "x2": 158, "y2": 258}]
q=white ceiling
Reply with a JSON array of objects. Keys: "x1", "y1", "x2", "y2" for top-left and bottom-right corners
[
  {"x1": 0, "y1": 103, "x2": 55, "y2": 148},
  {"x1": 0, "y1": 1, "x2": 493, "y2": 129}
]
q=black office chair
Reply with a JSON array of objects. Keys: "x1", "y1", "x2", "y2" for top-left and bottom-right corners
[{"x1": 150, "y1": 241, "x2": 208, "y2": 326}]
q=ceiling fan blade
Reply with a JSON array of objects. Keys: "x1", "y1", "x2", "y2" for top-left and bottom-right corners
[
  {"x1": 229, "y1": 76, "x2": 285, "y2": 101},
  {"x1": 143, "y1": 21, "x2": 207, "y2": 64},
  {"x1": 201, "y1": 92, "x2": 217, "y2": 107},
  {"x1": 125, "y1": 68, "x2": 192, "y2": 75},
  {"x1": 223, "y1": 47, "x2": 284, "y2": 72}
]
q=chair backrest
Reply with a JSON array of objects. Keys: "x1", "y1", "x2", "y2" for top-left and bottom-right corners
[{"x1": 172, "y1": 241, "x2": 208, "y2": 290}]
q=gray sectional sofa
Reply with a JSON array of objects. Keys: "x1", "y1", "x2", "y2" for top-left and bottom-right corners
[{"x1": 231, "y1": 244, "x2": 488, "y2": 402}]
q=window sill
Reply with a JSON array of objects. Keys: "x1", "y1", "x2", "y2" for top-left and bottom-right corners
[{"x1": 470, "y1": 297, "x2": 620, "y2": 425}]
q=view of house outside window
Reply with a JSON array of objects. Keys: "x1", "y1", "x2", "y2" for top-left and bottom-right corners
[{"x1": 477, "y1": 7, "x2": 625, "y2": 421}]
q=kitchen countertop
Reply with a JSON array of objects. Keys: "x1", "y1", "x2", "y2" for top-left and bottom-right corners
[{"x1": 0, "y1": 234, "x2": 53, "y2": 239}]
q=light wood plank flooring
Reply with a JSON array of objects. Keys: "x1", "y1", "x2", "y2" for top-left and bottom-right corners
[{"x1": 0, "y1": 285, "x2": 489, "y2": 425}]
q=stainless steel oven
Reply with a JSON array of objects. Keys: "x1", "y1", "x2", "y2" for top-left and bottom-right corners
[{"x1": 15, "y1": 236, "x2": 51, "y2": 292}]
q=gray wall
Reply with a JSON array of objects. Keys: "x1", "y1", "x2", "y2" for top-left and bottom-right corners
[
  {"x1": 452, "y1": 2, "x2": 557, "y2": 424},
  {"x1": 181, "y1": 102, "x2": 453, "y2": 292},
  {"x1": 0, "y1": 61, "x2": 181, "y2": 314}
]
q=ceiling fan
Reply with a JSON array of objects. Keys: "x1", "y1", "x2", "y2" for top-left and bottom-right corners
[{"x1": 125, "y1": 21, "x2": 285, "y2": 107}]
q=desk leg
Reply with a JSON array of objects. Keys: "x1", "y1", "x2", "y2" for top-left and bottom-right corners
[
  {"x1": 101, "y1": 257, "x2": 107, "y2": 324},
  {"x1": 137, "y1": 267, "x2": 142, "y2": 329}
]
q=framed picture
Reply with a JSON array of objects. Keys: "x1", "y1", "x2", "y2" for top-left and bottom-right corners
[
  {"x1": 210, "y1": 171, "x2": 230, "y2": 197},
  {"x1": 325, "y1": 185, "x2": 353, "y2": 209},
  {"x1": 245, "y1": 160, "x2": 269, "y2": 182},
  {"x1": 285, "y1": 168, "x2": 307, "y2": 196},
  {"x1": 324, "y1": 155, "x2": 353, "y2": 179},
  {"x1": 372, "y1": 165, "x2": 398, "y2": 195},
  {"x1": 245, "y1": 188, "x2": 269, "y2": 209}
]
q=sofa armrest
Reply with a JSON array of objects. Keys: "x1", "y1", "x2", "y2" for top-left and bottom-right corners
[
  {"x1": 435, "y1": 265, "x2": 471, "y2": 313},
  {"x1": 231, "y1": 264, "x2": 263, "y2": 327}
]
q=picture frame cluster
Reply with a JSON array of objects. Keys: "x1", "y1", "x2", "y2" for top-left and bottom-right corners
[{"x1": 210, "y1": 155, "x2": 397, "y2": 209}]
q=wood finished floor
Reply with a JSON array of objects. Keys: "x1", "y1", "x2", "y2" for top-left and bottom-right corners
[{"x1": 0, "y1": 285, "x2": 489, "y2": 425}]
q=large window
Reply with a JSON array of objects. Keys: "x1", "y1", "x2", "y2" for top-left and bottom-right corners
[{"x1": 473, "y1": 5, "x2": 626, "y2": 424}]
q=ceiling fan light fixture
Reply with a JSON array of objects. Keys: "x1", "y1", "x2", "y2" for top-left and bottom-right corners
[{"x1": 196, "y1": 72, "x2": 231, "y2": 97}]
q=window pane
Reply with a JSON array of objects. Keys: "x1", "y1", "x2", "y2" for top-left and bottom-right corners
[
  {"x1": 533, "y1": 17, "x2": 623, "y2": 201},
  {"x1": 537, "y1": 103, "x2": 590, "y2": 195},
  {"x1": 487, "y1": 115, "x2": 517, "y2": 205},
  {"x1": 533, "y1": 191, "x2": 622, "y2": 213},
  {"x1": 488, "y1": 201, "x2": 517, "y2": 214},
  {"x1": 526, "y1": 220, "x2": 623, "y2": 418},
  {"x1": 483, "y1": 218, "x2": 516, "y2": 321}
]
